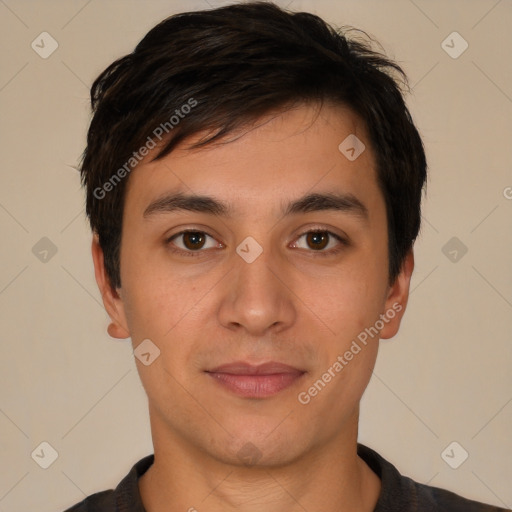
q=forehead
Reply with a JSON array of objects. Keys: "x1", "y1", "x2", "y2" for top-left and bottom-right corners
[{"x1": 123, "y1": 103, "x2": 382, "y2": 220}]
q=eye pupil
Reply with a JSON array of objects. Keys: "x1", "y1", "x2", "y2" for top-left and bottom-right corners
[
  {"x1": 307, "y1": 232, "x2": 328, "y2": 250},
  {"x1": 183, "y1": 232, "x2": 205, "y2": 250}
]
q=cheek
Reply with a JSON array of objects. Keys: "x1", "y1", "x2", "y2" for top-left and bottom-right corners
[
  {"x1": 120, "y1": 258, "x2": 219, "y2": 372},
  {"x1": 124, "y1": 285, "x2": 184, "y2": 346},
  {"x1": 119, "y1": 259, "x2": 176, "y2": 344},
  {"x1": 309, "y1": 263, "x2": 387, "y2": 341},
  {"x1": 120, "y1": 235, "x2": 179, "y2": 333}
]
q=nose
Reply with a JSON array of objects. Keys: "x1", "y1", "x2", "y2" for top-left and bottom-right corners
[{"x1": 217, "y1": 240, "x2": 297, "y2": 337}]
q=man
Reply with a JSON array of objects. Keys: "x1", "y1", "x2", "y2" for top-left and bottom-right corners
[{"x1": 64, "y1": 1, "x2": 509, "y2": 511}]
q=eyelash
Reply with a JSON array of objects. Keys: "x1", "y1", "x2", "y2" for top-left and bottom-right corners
[{"x1": 165, "y1": 228, "x2": 348, "y2": 258}]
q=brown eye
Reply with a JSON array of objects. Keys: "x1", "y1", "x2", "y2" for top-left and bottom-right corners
[
  {"x1": 292, "y1": 229, "x2": 347, "y2": 256},
  {"x1": 167, "y1": 230, "x2": 219, "y2": 254},
  {"x1": 182, "y1": 232, "x2": 206, "y2": 250},
  {"x1": 305, "y1": 231, "x2": 329, "y2": 250}
]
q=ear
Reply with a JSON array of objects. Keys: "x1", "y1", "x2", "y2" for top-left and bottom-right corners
[
  {"x1": 379, "y1": 248, "x2": 414, "y2": 340},
  {"x1": 91, "y1": 233, "x2": 130, "y2": 339}
]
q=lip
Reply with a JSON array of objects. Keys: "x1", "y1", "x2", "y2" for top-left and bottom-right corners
[
  {"x1": 205, "y1": 361, "x2": 306, "y2": 398},
  {"x1": 208, "y1": 361, "x2": 303, "y2": 375}
]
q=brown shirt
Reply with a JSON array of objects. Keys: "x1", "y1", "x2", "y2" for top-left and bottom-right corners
[{"x1": 63, "y1": 443, "x2": 510, "y2": 511}]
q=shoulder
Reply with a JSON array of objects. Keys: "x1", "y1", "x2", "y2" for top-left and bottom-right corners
[
  {"x1": 405, "y1": 473, "x2": 509, "y2": 511},
  {"x1": 61, "y1": 454, "x2": 154, "y2": 512},
  {"x1": 357, "y1": 443, "x2": 510, "y2": 512},
  {"x1": 62, "y1": 490, "x2": 114, "y2": 512}
]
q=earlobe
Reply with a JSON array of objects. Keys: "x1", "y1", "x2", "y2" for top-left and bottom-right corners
[
  {"x1": 107, "y1": 321, "x2": 130, "y2": 339},
  {"x1": 379, "y1": 249, "x2": 414, "y2": 340},
  {"x1": 91, "y1": 234, "x2": 131, "y2": 339}
]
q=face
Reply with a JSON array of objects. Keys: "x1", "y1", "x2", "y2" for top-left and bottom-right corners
[{"x1": 93, "y1": 102, "x2": 413, "y2": 467}]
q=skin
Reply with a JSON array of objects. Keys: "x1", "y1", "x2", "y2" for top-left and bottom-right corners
[{"x1": 92, "y1": 102, "x2": 414, "y2": 512}]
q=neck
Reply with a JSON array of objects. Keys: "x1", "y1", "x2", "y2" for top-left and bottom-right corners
[{"x1": 139, "y1": 409, "x2": 381, "y2": 512}]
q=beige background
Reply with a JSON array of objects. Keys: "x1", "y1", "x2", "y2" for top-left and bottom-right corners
[{"x1": 0, "y1": 0, "x2": 511, "y2": 510}]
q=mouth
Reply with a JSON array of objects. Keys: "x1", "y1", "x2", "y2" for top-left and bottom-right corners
[{"x1": 205, "y1": 361, "x2": 306, "y2": 398}]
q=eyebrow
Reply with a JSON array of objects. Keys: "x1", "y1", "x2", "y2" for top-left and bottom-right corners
[{"x1": 143, "y1": 191, "x2": 369, "y2": 221}]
